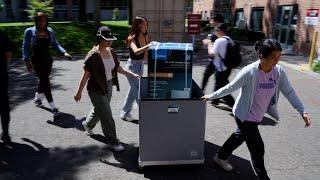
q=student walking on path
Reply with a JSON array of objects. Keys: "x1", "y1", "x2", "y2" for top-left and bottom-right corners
[
  {"x1": 120, "y1": 16, "x2": 155, "y2": 121},
  {"x1": 207, "y1": 23, "x2": 235, "y2": 107},
  {"x1": 22, "y1": 12, "x2": 72, "y2": 117},
  {"x1": 201, "y1": 14, "x2": 224, "y2": 92},
  {"x1": 202, "y1": 39, "x2": 311, "y2": 179},
  {"x1": 74, "y1": 26, "x2": 139, "y2": 152},
  {"x1": 0, "y1": 30, "x2": 13, "y2": 144}
]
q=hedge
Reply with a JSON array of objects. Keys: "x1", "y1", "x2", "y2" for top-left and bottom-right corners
[{"x1": 0, "y1": 22, "x2": 130, "y2": 58}]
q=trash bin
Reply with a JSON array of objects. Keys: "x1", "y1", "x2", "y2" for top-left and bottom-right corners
[{"x1": 138, "y1": 77, "x2": 206, "y2": 168}]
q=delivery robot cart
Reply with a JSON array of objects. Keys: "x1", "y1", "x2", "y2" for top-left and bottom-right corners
[{"x1": 138, "y1": 77, "x2": 206, "y2": 168}]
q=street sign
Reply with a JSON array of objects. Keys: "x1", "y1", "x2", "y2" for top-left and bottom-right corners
[
  {"x1": 305, "y1": 9, "x2": 319, "y2": 26},
  {"x1": 187, "y1": 14, "x2": 201, "y2": 35}
]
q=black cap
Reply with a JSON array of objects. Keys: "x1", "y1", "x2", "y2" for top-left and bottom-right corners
[{"x1": 96, "y1": 26, "x2": 117, "y2": 41}]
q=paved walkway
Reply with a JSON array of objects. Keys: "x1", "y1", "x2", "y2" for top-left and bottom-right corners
[{"x1": 1, "y1": 44, "x2": 319, "y2": 180}]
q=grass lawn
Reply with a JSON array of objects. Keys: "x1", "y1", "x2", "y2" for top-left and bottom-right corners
[{"x1": 0, "y1": 21, "x2": 130, "y2": 58}]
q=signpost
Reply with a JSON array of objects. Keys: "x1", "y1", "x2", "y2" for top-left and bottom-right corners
[{"x1": 187, "y1": 14, "x2": 201, "y2": 47}]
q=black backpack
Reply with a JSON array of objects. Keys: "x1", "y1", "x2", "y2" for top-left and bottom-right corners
[{"x1": 219, "y1": 37, "x2": 242, "y2": 69}]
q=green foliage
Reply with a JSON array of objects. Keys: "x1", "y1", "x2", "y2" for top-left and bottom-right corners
[
  {"x1": 112, "y1": 8, "x2": 120, "y2": 20},
  {"x1": 313, "y1": 61, "x2": 320, "y2": 73},
  {"x1": 0, "y1": 1, "x2": 4, "y2": 12},
  {"x1": 0, "y1": 21, "x2": 130, "y2": 58},
  {"x1": 26, "y1": 0, "x2": 54, "y2": 20}
]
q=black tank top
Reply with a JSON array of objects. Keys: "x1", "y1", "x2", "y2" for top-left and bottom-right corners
[
  {"x1": 129, "y1": 35, "x2": 147, "y2": 60},
  {"x1": 32, "y1": 34, "x2": 51, "y2": 64}
]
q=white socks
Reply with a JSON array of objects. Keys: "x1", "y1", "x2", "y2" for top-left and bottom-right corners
[
  {"x1": 49, "y1": 101, "x2": 57, "y2": 110},
  {"x1": 34, "y1": 92, "x2": 44, "y2": 100}
]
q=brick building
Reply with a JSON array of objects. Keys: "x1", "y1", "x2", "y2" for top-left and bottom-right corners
[
  {"x1": 0, "y1": 0, "x2": 128, "y2": 22},
  {"x1": 193, "y1": 0, "x2": 320, "y2": 55},
  {"x1": 233, "y1": 0, "x2": 320, "y2": 55}
]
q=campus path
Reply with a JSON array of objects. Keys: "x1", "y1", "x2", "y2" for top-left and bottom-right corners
[{"x1": 1, "y1": 46, "x2": 320, "y2": 180}]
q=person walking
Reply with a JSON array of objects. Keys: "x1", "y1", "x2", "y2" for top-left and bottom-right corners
[
  {"x1": 74, "y1": 26, "x2": 139, "y2": 152},
  {"x1": 22, "y1": 12, "x2": 72, "y2": 117},
  {"x1": 0, "y1": 31, "x2": 13, "y2": 144},
  {"x1": 120, "y1": 16, "x2": 154, "y2": 121},
  {"x1": 201, "y1": 14, "x2": 224, "y2": 92},
  {"x1": 201, "y1": 39, "x2": 311, "y2": 179},
  {"x1": 207, "y1": 23, "x2": 235, "y2": 107}
]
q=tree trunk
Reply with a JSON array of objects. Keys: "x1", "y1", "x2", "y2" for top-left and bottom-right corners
[{"x1": 66, "y1": 0, "x2": 73, "y2": 20}]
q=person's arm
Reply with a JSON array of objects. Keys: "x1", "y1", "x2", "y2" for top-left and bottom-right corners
[
  {"x1": 117, "y1": 66, "x2": 140, "y2": 78},
  {"x1": 279, "y1": 69, "x2": 311, "y2": 127},
  {"x1": 22, "y1": 28, "x2": 31, "y2": 61},
  {"x1": 74, "y1": 70, "x2": 90, "y2": 102},
  {"x1": 50, "y1": 28, "x2": 72, "y2": 59}
]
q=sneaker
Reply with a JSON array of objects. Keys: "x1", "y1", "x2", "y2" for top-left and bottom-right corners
[
  {"x1": 82, "y1": 121, "x2": 93, "y2": 136},
  {"x1": 52, "y1": 108, "x2": 63, "y2": 117},
  {"x1": 1, "y1": 133, "x2": 11, "y2": 144},
  {"x1": 34, "y1": 99, "x2": 42, "y2": 107},
  {"x1": 120, "y1": 114, "x2": 134, "y2": 122},
  {"x1": 111, "y1": 143, "x2": 125, "y2": 152},
  {"x1": 213, "y1": 154, "x2": 233, "y2": 171}
]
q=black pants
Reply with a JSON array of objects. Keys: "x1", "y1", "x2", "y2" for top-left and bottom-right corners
[
  {"x1": 201, "y1": 61, "x2": 215, "y2": 91},
  {"x1": 213, "y1": 68, "x2": 234, "y2": 105},
  {"x1": 33, "y1": 61, "x2": 53, "y2": 103},
  {"x1": 218, "y1": 117, "x2": 270, "y2": 180},
  {"x1": 0, "y1": 83, "x2": 10, "y2": 136}
]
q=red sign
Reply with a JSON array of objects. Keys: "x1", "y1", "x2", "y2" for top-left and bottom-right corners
[
  {"x1": 188, "y1": 14, "x2": 201, "y2": 35},
  {"x1": 307, "y1": 9, "x2": 319, "y2": 17}
]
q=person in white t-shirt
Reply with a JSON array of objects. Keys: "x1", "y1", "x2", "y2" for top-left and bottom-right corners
[{"x1": 207, "y1": 23, "x2": 235, "y2": 107}]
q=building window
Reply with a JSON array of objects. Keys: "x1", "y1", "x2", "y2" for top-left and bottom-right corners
[
  {"x1": 251, "y1": 7, "x2": 264, "y2": 31},
  {"x1": 234, "y1": 8, "x2": 244, "y2": 28}
]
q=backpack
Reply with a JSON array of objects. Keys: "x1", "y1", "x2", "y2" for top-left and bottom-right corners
[{"x1": 219, "y1": 37, "x2": 242, "y2": 69}]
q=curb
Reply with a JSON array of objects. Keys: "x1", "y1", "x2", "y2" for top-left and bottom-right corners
[{"x1": 279, "y1": 61, "x2": 320, "y2": 80}]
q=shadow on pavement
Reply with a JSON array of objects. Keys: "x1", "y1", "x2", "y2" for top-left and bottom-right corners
[
  {"x1": 0, "y1": 138, "x2": 111, "y2": 180},
  {"x1": 46, "y1": 113, "x2": 85, "y2": 131},
  {"x1": 7, "y1": 60, "x2": 66, "y2": 110},
  {"x1": 99, "y1": 141, "x2": 258, "y2": 180}
]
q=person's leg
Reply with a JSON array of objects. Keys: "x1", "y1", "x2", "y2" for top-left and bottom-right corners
[
  {"x1": 121, "y1": 61, "x2": 142, "y2": 118},
  {"x1": 245, "y1": 124, "x2": 270, "y2": 179},
  {"x1": 217, "y1": 118, "x2": 246, "y2": 160},
  {"x1": 218, "y1": 68, "x2": 235, "y2": 107},
  {"x1": 89, "y1": 91, "x2": 119, "y2": 145},
  {"x1": 0, "y1": 86, "x2": 10, "y2": 143},
  {"x1": 201, "y1": 61, "x2": 214, "y2": 91}
]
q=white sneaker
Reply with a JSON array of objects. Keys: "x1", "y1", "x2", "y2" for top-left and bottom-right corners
[
  {"x1": 213, "y1": 154, "x2": 233, "y2": 171},
  {"x1": 111, "y1": 144, "x2": 125, "y2": 152},
  {"x1": 120, "y1": 114, "x2": 134, "y2": 122},
  {"x1": 82, "y1": 121, "x2": 93, "y2": 136}
]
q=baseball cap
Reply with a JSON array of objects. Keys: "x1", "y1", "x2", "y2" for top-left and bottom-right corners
[{"x1": 96, "y1": 26, "x2": 117, "y2": 41}]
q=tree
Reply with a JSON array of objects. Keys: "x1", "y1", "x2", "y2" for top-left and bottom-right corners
[
  {"x1": 0, "y1": 1, "x2": 4, "y2": 12},
  {"x1": 26, "y1": 0, "x2": 54, "y2": 20}
]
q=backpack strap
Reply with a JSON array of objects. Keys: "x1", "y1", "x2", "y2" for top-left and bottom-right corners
[{"x1": 217, "y1": 37, "x2": 230, "y2": 61}]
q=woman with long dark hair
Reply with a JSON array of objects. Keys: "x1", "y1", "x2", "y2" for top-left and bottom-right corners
[
  {"x1": 202, "y1": 39, "x2": 311, "y2": 179},
  {"x1": 22, "y1": 12, "x2": 72, "y2": 117},
  {"x1": 74, "y1": 26, "x2": 139, "y2": 151},
  {"x1": 120, "y1": 16, "x2": 155, "y2": 121}
]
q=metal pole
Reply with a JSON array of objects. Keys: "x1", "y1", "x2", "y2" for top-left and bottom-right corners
[{"x1": 309, "y1": 31, "x2": 318, "y2": 67}]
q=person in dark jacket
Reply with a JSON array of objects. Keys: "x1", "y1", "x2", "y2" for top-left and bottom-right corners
[
  {"x1": 74, "y1": 26, "x2": 139, "y2": 152},
  {"x1": 22, "y1": 12, "x2": 72, "y2": 117},
  {"x1": 0, "y1": 31, "x2": 13, "y2": 144}
]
